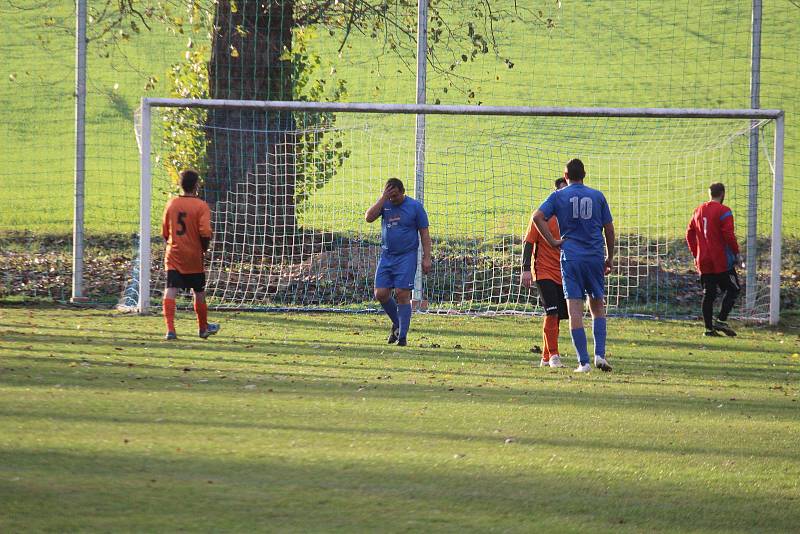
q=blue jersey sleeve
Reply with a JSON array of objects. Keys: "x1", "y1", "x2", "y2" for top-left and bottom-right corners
[
  {"x1": 416, "y1": 202, "x2": 430, "y2": 229},
  {"x1": 538, "y1": 191, "x2": 557, "y2": 219}
]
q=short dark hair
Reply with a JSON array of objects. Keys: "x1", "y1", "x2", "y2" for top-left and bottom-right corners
[
  {"x1": 565, "y1": 158, "x2": 586, "y2": 181},
  {"x1": 180, "y1": 169, "x2": 200, "y2": 193},
  {"x1": 709, "y1": 182, "x2": 725, "y2": 198},
  {"x1": 554, "y1": 177, "x2": 567, "y2": 189},
  {"x1": 385, "y1": 178, "x2": 405, "y2": 192}
]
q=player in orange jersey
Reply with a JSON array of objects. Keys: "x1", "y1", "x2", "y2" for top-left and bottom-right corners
[
  {"x1": 521, "y1": 178, "x2": 568, "y2": 368},
  {"x1": 161, "y1": 169, "x2": 219, "y2": 340}
]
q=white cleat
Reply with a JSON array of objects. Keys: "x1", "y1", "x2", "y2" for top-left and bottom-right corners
[
  {"x1": 549, "y1": 354, "x2": 565, "y2": 368},
  {"x1": 539, "y1": 358, "x2": 550, "y2": 368},
  {"x1": 574, "y1": 363, "x2": 591, "y2": 373},
  {"x1": 594, "y1": 355, "x2": 612, "y2": 372}
]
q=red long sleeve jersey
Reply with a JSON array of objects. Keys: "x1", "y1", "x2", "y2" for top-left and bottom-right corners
[{"x1": 686, "y1": 201, "x2": 740, "y2": 275}]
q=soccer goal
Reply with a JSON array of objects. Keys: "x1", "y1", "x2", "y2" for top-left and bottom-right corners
[{"x1": 130, "y1": 99, "x2": 785, "y2": 324}]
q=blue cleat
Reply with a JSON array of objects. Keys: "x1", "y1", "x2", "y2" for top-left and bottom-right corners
[
  {"x1": 199, "y1": 323, "x2": 220, "y2": 339},
  {"x1": 164, "y1": 331, "x2": 177, "y2": 341}
]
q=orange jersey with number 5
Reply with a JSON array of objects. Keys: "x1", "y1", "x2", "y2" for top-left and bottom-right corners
[{"x1": 161, "y1": 196, "x2": 212, "y2": 274}]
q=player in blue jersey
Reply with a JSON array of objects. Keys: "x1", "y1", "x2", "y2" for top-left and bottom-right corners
[
  {"x1": 532, "y1": 159, "x2": 615, "y2": 373},
  {"x1": 365, "y1": 178, "x2": 432, "y2": 346}
]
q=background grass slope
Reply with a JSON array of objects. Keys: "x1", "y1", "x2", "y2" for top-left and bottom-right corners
[{"x1": 1, "y1": 0, "x2": 798, "y2": 236}]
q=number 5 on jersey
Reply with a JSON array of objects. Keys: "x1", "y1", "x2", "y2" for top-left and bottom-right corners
[{"x1": 176, "y1": 212, "x2": 187, "y2": 236}]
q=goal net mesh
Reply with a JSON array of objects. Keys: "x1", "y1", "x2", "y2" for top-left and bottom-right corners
[{"x1": 127, "y1": 108, "x2": 778, "y2": 320}]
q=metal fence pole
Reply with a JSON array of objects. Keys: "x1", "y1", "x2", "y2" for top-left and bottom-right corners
[
  {"x1": 413, "y1": 0, "x2": 428, "y2": 308},
  {"x1": 745, "y1": 0, "x2": 762, "y2": 312},
  {"x1": 71, "y1": 0, "x2": 88, "y2": 303}
]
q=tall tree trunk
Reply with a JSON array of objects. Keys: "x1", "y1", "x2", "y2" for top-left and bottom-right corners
[{"x1": 206, "y1": 0, "x2": 297, "y2": 260}]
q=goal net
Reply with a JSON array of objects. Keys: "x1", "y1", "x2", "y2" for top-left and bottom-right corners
[{"x1": 128, "y1": 100, "x2": 784, "y2": 322}]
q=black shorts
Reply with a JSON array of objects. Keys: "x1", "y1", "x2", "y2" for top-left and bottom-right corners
[
  {"x1": 535, "y1": 279, "x2": 568, "y2": 320},
  {"x1": 166, "y1": 270, "x2": 206, "y2": 292},
  {"x1": 700, "y1": 269, "x2": 740, "y2": 294}
]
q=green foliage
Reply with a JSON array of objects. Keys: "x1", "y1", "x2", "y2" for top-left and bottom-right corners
[
  {"x1": 158, "y1": 21, "x2": 351, "y2": 209},
  {"x1": 161, "y1": 49, "x2": 210, "y2": 189},
  {"x1": 287, "y1": 27, "x2": 350, "y2": 212}
]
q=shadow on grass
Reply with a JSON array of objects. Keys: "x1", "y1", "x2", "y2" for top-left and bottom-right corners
[
  {"x1": 0, "y1": 446, "x2": 797, "y2": 532},
  {"x1": 2, "y1": 404, "x2": 799, "y2": 464},
  {"x1": 4, "y1": 339, "x2": 796, "y2": 396},
  {"x1": 2, "y1": 350, "x2": 798, "y2": 426},
  {"x1": 2, "y1": 326, "x2": 796, "y2": 386}
]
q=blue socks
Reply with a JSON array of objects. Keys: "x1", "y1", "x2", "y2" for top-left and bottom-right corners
[
  {"x1": 380, "y1": 298, "x2": 399, "y2": 328},
  {"x1": 398, "y1": 303, "x2": 412, "y2": 339},
  {"x1": 380, "y1": 297, "x2": 411, "y2": 340},
  {"x1": 593, "y1": 317, "x2": 607, "y2": 358},
  {"x1": 570, "y1": 328, "x2": 590, "y2": 365}
]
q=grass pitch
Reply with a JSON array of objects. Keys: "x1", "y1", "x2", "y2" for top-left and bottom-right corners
[{"x1": 1, "y1": 306, "x2": 798, "y2": 532}]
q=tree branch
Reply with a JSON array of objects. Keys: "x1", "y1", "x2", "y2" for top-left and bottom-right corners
[{"x1": 338, "y1": 0, "x2": 360, "y2": 53}]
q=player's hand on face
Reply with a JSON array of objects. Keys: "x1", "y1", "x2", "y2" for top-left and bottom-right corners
[
  {"x1": 382, "y1": 184, "x2": 398, "y2": 200},
  {"x1": 604, "y1": 257, "x2": 614, "y2": 274},
  {"x1": 422, "y1": 257, "x2": 432, "y2": 274},
  {"x1": 521, "y1": 271, "x2": 532, "y2": 288}
]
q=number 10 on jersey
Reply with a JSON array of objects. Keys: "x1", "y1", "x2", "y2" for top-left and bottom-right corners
[{"x1": 570, "y1": 196, "x2": 593, "y2": 219}]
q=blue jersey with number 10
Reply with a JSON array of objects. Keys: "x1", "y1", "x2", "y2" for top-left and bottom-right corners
[{"x1": 538, "y1": 183, "x2": 613, "y2": 262}]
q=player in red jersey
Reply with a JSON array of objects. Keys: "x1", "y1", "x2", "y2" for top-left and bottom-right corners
[
  {"x1": 161, "y1": 169, "x2": 220, "y2": 340},
  {"x1": 686, "y1": 182, "x2": 740, "y2": 337},
  {"x1": 521, "y1": 178, "x2": 568, "y2": 368}
]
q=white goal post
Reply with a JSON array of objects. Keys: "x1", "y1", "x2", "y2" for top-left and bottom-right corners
[{"x1": 136, "y1": 98, "x2": 785, "y2": 324}]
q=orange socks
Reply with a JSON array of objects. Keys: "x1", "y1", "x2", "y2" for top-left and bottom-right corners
[
  {"x1": 543, "y1": 314, "x2": 560, "y2": 358},
  {"x1": 194, "y1": 301, "x2": 208, "y2": 331},
  {"x1": 163, "y1": 298, "x2": 176, "y2": 333},
  {"x1": 165, "y1": 298, "x2": 208, "y2": 333}
]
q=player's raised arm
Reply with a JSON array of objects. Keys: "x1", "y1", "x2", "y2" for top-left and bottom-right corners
[{"x1": 365, "y1": 183, "x2": 396, "y2": 223}]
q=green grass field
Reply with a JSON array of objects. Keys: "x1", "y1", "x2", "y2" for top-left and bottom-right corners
[
  {"x1": 1, "y1": 305, "x2": 799, "y2": 531},
  {"x1": 1, "y1": 1, "x2": 799, "y2": 238}
]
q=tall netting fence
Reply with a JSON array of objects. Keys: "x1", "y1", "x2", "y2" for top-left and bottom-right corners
[
  {"x1": 129, "y1": 106, "x2": 781, "y2": 320},
  {"x1": 1, "y1": 0, "x2": 798, "y2": 315}
]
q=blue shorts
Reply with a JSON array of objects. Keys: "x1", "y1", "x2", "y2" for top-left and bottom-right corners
[
  {"x1": 375, "y1": 251, "x2": 418, "y2": 290},
  {"x1": 561, "y1": 259, "x2": 606, "y2": 300}
]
